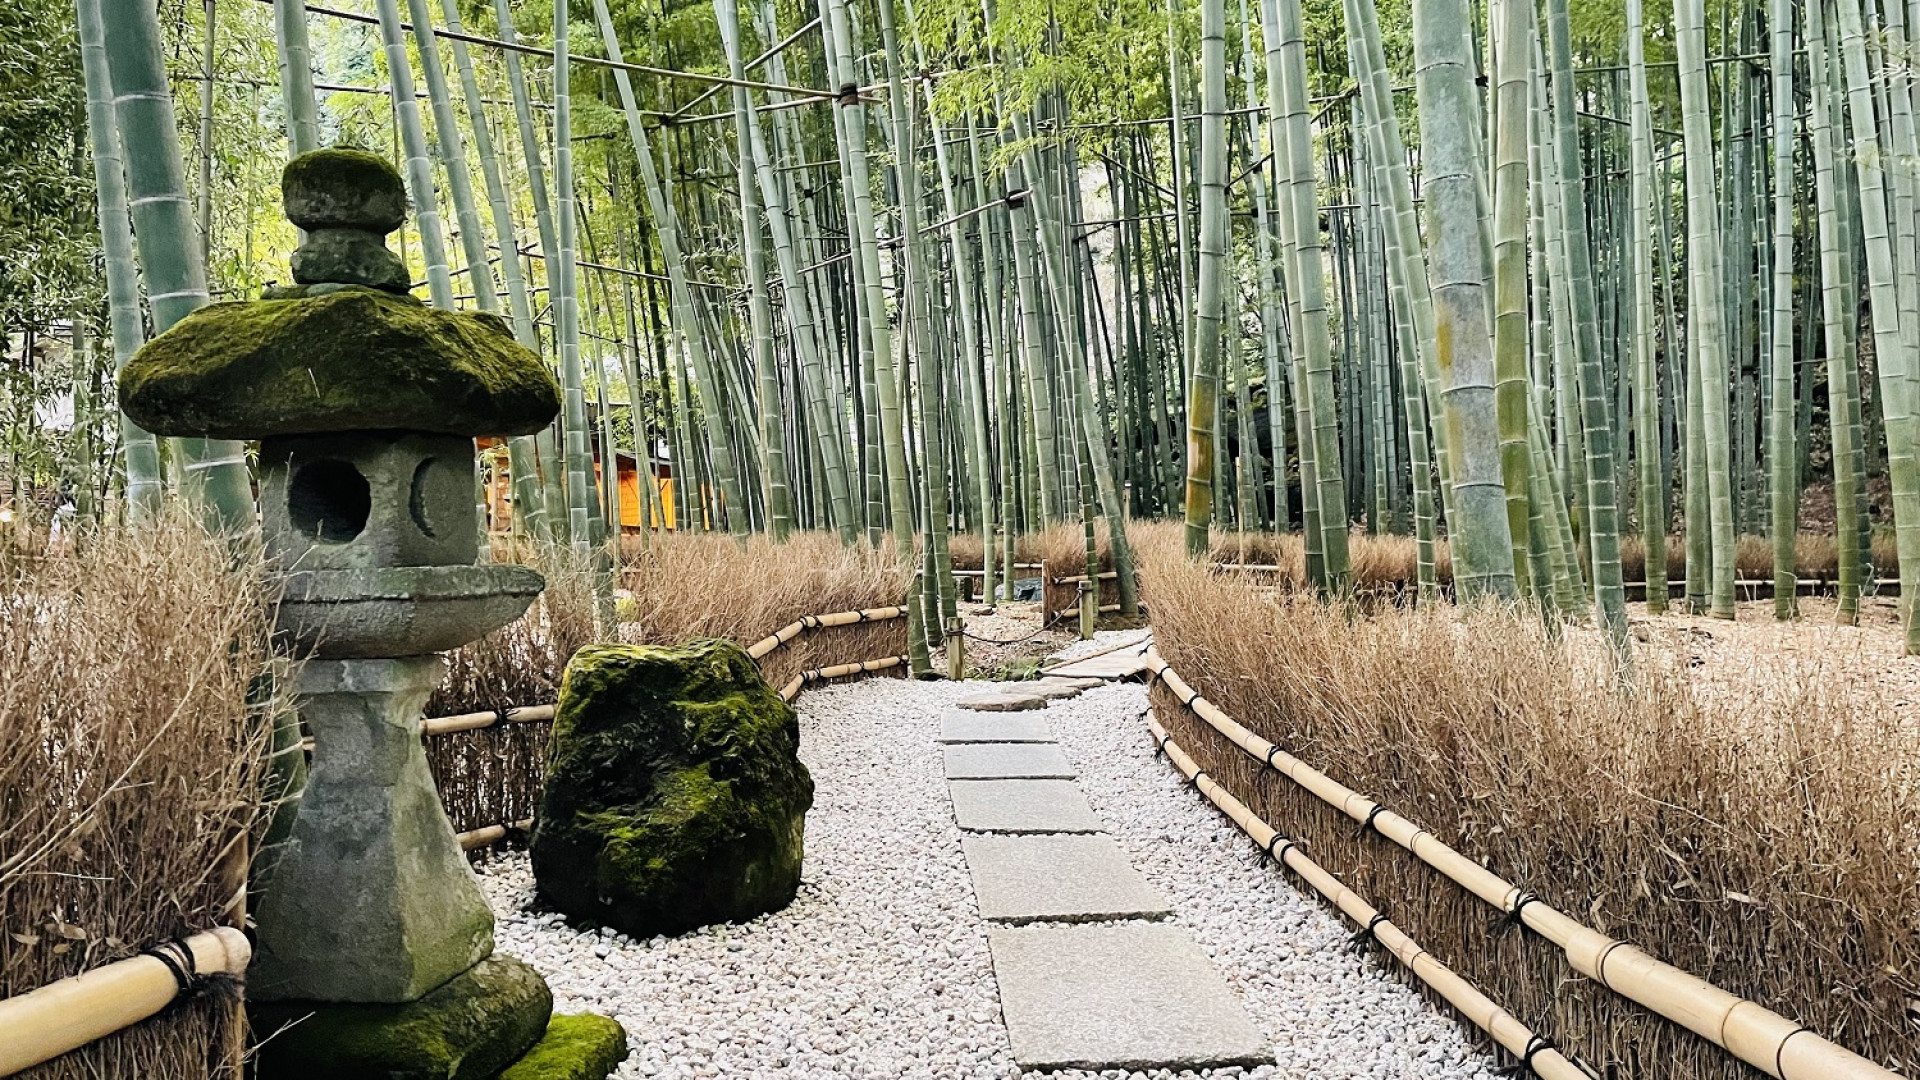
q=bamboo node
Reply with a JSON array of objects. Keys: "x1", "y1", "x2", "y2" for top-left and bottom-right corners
[{"x1": 139, "y1": 940, "x2": 203, "y2": 1001}]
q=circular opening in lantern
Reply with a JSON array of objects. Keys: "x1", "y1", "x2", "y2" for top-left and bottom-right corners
[{"x1": 289, "y1": 459, "x2": 371, "y2": 544}]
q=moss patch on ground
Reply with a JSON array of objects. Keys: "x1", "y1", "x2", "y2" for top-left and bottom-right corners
[{"x1": 496, "y1": 1014, "x2": 629, "y2": 1080}]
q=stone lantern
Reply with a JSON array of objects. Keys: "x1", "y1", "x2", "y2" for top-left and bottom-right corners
[{"x1": 120, "y1": 150, "x2": 622, "y2": 1076}]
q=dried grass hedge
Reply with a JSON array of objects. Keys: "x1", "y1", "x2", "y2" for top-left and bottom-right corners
[
  {"x1": 0, "y1": 517, "x2": 281, "y2": 1080},
  {"x1": 428, "y1": 532, "x2": 910, "y2": 840},
  {"x1": 1140, "y1": 539, "x2": 1919, "y2": 1079}
]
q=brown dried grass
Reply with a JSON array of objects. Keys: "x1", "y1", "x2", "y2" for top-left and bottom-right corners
[
  {"x1": 1139, "y1": 536, "x2": 1920, "y2": 1078},
  {"x1": 0, "y1": 516, "x2": 281, "y2": 1080}
]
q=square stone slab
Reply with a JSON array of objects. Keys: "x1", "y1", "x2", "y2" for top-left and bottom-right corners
[
  {"x1": 939, "y1": 713, "x2": 1053, "y2": 743},
  {"x1": 948, "y1": 779, "x2": 1105, "y2": 833},
  {"x1": 986, "y1": 921, "x2": 1271, "y2": 1071},
  {"x1": 944, "y1": 743, "x2": 1076, "y2": 780},
  {"x1": 962, "y1": 834, "x2": 1170, "y2": 923}
]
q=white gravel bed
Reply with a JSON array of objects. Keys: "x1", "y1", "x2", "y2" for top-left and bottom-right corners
[
  {"x1": 1044, "y1": 683, "x2": 1501, "y2": 1080},
  {"x1": 474, "y1": 674, "x2": 1500, "y2": 1080}
]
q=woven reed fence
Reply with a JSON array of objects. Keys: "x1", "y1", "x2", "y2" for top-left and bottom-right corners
[
  {"x1": 426, "y1": 606, "x2": 912, "y2": 846},
  {"x1": 1144, "y1": 652, "x2": 1899, "y2": 1080}
]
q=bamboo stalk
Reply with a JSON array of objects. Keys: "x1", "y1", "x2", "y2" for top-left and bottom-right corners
[
  {"x1": 0, "y1": 928, "x2": 251, "y2": 1077},
  {"x1": 1144, "y1": 653, "x2": 1896, "y2": 1080}
]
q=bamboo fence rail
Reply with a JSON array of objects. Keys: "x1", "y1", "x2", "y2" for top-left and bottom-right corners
[
  {"x1": 1143, "y1": 651, "x2": 1895, "y2": 1080},
  {"x1": 1145, "y1": 713, "x2": 1588, "y2": 1080},
  {"x1": 0, "y1": 929, "x2": 251, "y2": 1078}
]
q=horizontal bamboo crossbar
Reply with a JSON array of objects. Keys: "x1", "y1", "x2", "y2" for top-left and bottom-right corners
[
  {"x1": 744, "y1": 605, "x2": 907, "y2": 661},
  {"x1": 457, "y1": 818, "x2": 534, "y2": 851},
  {"x1": 1048, "y1": 571, "x2": 1120, "y2": 585},
  {"x1": 1144, "y1": 652, "x2": 1894, "y2": 1080},
  {"x1": 419, "y1": 704, "x2": 556, "y2": 737},
  {"x1": 778, "y1": 654, "x2": 908, "y2": 702},
  {"x1": 1145, "y1": 714, "x2": 1588, "y2": 1080},
  {"x1": 0, "y1": 928, "x2": 251, "y2": 1078}
]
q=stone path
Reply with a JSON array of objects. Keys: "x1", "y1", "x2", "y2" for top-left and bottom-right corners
[{"x1": 941, "y1": 673, "x2": 1270, "y2": 1071}]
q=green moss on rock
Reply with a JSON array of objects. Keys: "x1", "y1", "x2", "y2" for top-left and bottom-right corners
[
  {"x1": 248, "y1": 955, "x2": 552, "y2": 1080},
  {"x1": 496, "y1": 1015, "x2": 629, "y2": 1080},
  {"x1": 283, "y1": 148, "x2": 408, "y2": 232},
  {"x1": 530, "y1": 639, "x2": 814, "y2": 937},
  {"x1": 118, "y1": 286, "x2": 560, "y2": 438}
]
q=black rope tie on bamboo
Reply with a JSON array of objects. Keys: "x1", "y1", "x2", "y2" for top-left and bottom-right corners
[
  {"x1": 1495, "y1": 1035, "x2": 1558, "y2": 1077},
  {"x1": 835, "y1": 82, "x2": 860, "y2": 105},
  {"x1": 141, "y1": 939, "x2": 204, "y2": 1003},
  {"x1": 1492, "y1": 891, "x2": 1543, "y2": 935},
  {"x1": 1263, "y1": 833, "x2": 1298, "y2": 864},
  {"x1": 493, "y1": 706, "x2": 511, "y2": 729},
  {"x1": 1347, "y1": 912, "x2": 1390, "y2": 953},
  {"x1": 1263, "y1": 743, "x2": 1286, "y2": 771},
  {"x1": 1353, "y1": 803, "x2": 1388, "y2": 840},
  {"x1": 1004, "y1": 188, "x2": 1030, "y2": 209},
  {"x1": 1154, "y1": 732, "x2": 1174, "y2": 758}
]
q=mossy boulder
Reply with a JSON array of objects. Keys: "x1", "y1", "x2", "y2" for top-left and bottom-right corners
[
  {"x1": 117, "y1": 286, "x2": 559, "y2": 438},
  {"x1": 497, "y1": 1015, "x2": 630, "y2": 1080},
  {"x1": 248, "y1": 954, "x2": 552, "y2": 1080},
  {"x1": 530, "y1": 639, "x2": 814, "y2": 937}
]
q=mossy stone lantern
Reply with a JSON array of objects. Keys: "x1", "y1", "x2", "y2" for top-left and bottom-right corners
[{"x1": 119, "y1": 150, "x2": 570, "y2": 1068}]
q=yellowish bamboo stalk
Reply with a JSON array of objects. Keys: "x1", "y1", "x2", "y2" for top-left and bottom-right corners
[
  {"x1": 0, "y1": 928, "x2": 251, "y2": 1077},
  {"x1": 419, "y1": 704, "x2": 557, "y2": 737},
  {"x1": 1144, "y1": 653, "x2": 1895, "y2": 1080}
]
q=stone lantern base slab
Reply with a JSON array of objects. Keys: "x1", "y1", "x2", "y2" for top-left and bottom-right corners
[{"x1": 250, "y1": 954, "x2": 553, "y2": 1080}]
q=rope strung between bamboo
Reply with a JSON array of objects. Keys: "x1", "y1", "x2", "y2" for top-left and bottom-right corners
[
  {"x1": 1145, "y1": 713, "x2": 1590, "y2": 1080},
  {"x1": 1144, "y1": 651, "x2": 1896, "y2": 1080}
]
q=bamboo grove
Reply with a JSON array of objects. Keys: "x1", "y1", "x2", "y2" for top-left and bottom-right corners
[{"x1": 13, "y1": 0, "x2": 1920, "y2": 659}]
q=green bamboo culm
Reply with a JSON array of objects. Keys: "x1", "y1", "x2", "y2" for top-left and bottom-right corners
[
  {"x1": 1409, "y1": 0, "x2": 1516, "y2": 602},
  {"x1": 100, "y1": 0, "x2": 254, "y2": 534},
  {"x1": 271, "y1": 0, "x2": 320, "y2": 155},
  {"x1": 1183, "y1": 0, "x2": 1228, "y2": 559},
  {"x1": 75, "y1": 0, "x2": 163, "y2": 519},
  {"x1": 1262, "y1": 0, "x2": 1349, "y2": 590},
  {"x1": 553, "y1": 0, "x2": 596, "y2": 551},
  {"x1": 373, "y1": 0, "x2": 454, "y2": 310},
  {"x1": 1674, "y1": 0, "x2": 1738, "y2": 619},
  {"x1": 1544, "y1": 0, "x2": 1626, "y2": 646},
  {"x1": 440, "y1": 0, "x2": 547, "y2": 540},
  {"x1": 1766, "y1": 0, "x2": 1798, "y2": 618},
  {"x1": 593, "y1": 0, "x2": 753, "y2": 541},
  {"x1": 714, "y1": 0, "x2": 793, "y2": 542},
  {"x1": 1804, "y1": 0, "x2": 1863, "y2": 624},
  {"x1": 1488, "y1": 0, "x2": 1533, "y2": 596},
  {"x1": 1626, "y1": 0, "x2": 1668, "y2": 615}
]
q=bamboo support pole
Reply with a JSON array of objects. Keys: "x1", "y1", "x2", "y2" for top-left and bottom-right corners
[
  {"x1": 0, "y1": 928, "x2": 251, "y2": 1077},
  {"x1": 1145, "y1": 652, "x2": 1895, "y2": 1080},
  {"x1": 778, "y1": 654, "x2": 908, "y2": 702},
  {"x1": 744, "y1": 605, "x2": 908, "y2": 660},
  {"x1": 456, "y1": 817, "x2": 533, "y2": 851},
  {"x1": 419, "y1": 703, "x2": 556, "y2": 737},
  {"x1": 1146, "y1": 713, "x2": 1588, "y2": 1080}
]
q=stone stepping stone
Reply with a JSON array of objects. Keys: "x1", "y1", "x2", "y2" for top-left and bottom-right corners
[
  {"x1": 986, "y1": 921, "x2": 1270, "y2": 1071},
  {"x1": 939, "y1": 714, "x2": 1053, "y2": 743},
  {"x1": 948, "y1": 779, "x2": 1104, "y2": 833},
  {"x1": 956, "y1": 691, "x2": 1049, "y2": 712},
  {"x1": 961, "y1": 834, "x2": 1170, "y2": 923},
  {"x1": 943, "y1": 743, "x2": 1075, "y2": 780}
]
